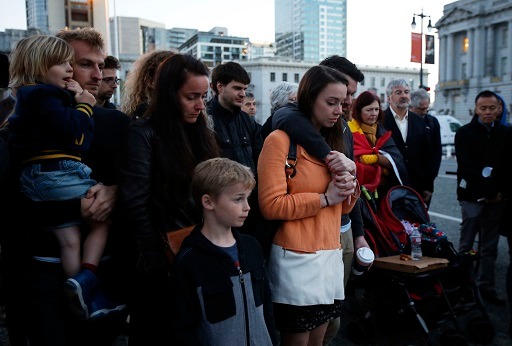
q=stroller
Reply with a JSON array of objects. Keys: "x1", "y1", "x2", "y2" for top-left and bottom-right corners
[{"x1": 346, "y1": 186, "x2": 495, "y2": 345}]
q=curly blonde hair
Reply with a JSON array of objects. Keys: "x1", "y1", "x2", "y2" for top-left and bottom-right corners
[{"x1": 120, "y1": 50, "x2": 175, "y2": 116}]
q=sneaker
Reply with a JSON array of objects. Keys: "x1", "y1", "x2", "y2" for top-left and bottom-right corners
[
  {"x1": 88, "y1": 290, "x2": 127, "y2": 321},
  {"x1": 63, "y1": 269, "x2": 98, "y2": 320}
]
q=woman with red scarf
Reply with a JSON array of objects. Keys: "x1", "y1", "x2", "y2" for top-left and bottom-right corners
[{"x1": 348, "y1": 91, "x2": 409, "y2": 199}]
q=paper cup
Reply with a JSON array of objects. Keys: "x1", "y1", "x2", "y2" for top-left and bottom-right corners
[{"x1": 352, "y1": 247, "x2": 375, "y2": 276}]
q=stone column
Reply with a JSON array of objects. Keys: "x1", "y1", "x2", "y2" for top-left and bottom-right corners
[
  {"x1": 508, "y1": 20, "x2": 512, "y2": 80},
  {"x1": 474, "y1": 26, "x2": 484, "y2": 78},
  {"x1": 439, "y1": 34, "x2": 447, "y2": 82},
  {"x1": 468, "y1": 28, "x2": 474, "y2": 78},
  {"x1": 446, "y1": 34, "x2": 454, "y2": 81},
  {"x1": 486, "y1": 25, "x2": 495, "y2": 76}
]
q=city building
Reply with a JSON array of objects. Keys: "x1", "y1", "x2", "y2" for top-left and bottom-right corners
[
  {"x1": 110, "y1": 16, "x2": 170, "y2": 78},
  {"x1": 169, "y1": 27, "x2": 197, "y2": 51},
  {"x1": 238, "y1": 57, "x2": 422, "y2": 125},
  {"x1": 0, "y1": 28, "x2": 43, "y2": 54},
  {"x1": 248, "y1": 41, "x2": 276, "y2": 59},
  {"x1": 179, "y1": 27, "x2": 249, "y2": 68},
  {"x1": 25, "y1": 0, "x2": 109, "y2": 41},
  {"x1": 274, "y1": 0, "x2": 347, "y2": 62},
  {"x1": 239, "y1": 56, "x2": 313, "y2": 124},
  {"x1": 358, "y1": 65, "x2": 426, "y2": 109},
  {"x1": 435, "y1": 0, "x2": 512, "y2": 124}
]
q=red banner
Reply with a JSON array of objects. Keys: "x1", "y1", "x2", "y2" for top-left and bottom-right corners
[
  {"x1": 425, "y1": 34, "x2": 435, "y2": 64},
  {"x1": 410, "y1": 33, "x2": 422, "y2": 63}
]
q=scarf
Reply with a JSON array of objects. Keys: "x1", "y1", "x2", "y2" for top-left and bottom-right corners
[{"x1": 359, "y1": 121, "x2": 378, "y2": 147}]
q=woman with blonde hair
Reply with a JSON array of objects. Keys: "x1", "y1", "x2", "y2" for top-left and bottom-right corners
[{"x1": 120, "y1": 50, "x2": 175, "y2": 119}]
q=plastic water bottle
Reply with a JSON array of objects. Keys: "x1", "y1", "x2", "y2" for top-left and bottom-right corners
[{"x1": 410, "y1": 227, "x2": 423, "y2": 261}]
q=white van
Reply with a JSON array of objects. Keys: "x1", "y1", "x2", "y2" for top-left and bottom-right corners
[{"x1": 434, "y1": 115, "x2": 462, "y2": 154}]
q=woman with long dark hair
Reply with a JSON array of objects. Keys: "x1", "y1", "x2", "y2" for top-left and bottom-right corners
[
  {"x1": 258, "y1": 65, "x2": 360, "y2": 345},
  {"x1": 118, "y1": 53, "x2": 219, "y2": 345}
]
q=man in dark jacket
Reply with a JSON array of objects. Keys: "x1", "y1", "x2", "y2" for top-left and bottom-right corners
[
  {"x1": 410, "y1": 88, "x2": 442, "y2": 209},
  {"x1": 456, "y1": 90, "x2": 508, "y2": 305},
  {"x1": 207, "y1": 62, "x2": 262, "y2": 174},
  {"x1": 1, "y1": 28, "x2": 131, "y2": 346},
  {"x1": 382, "y1": 79, "x2": 433, "y2": 203}
]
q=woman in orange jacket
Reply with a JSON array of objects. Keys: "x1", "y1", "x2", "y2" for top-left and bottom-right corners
[{"x1": 257, "y1": 65, "x2": 360, "y2": 346}]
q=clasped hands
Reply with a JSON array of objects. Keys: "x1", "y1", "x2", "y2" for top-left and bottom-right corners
[{"x1": 324, "y1": 151, "x2": 358, "y2": 204}]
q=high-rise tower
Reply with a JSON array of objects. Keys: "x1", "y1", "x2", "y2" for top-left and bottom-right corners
[
  {"x1": 275, "y1": 0, "x2": 347, "y2": 62},
  {"x1": 25, "y1": 0, "x2": 109, "y2": 43}
]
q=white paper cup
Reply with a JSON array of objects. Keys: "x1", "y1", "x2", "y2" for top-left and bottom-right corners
[{"x1": 352, "y1": 247, "x2": 375, "y2": 276}]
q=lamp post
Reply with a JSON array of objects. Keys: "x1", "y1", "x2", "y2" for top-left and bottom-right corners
[
  {"x1": 112, "y1": 0, "x2": 121, "y2": 105},
  {"x1": 411, "y1": 10, "x2": 433, "y2": 89}
]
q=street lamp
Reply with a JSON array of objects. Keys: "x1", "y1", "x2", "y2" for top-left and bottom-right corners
[{"x1": 411, "y1": 10, "x2": 433, "y2": 89}]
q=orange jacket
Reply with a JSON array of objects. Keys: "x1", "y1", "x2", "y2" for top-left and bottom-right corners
[{"x1": 257, "y1": 130, "x2": 359, "y2": 253}]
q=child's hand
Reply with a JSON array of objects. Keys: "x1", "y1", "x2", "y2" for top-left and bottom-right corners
[
  {"x1": 66, "y1": 79, "x2": 96, "y2": 106},
  {"x1": 64, "y1": 79, "x2": 82, "y2": 94},
  {"x1": 75, "y1": 89, "x2": 96, "y2": 107}
]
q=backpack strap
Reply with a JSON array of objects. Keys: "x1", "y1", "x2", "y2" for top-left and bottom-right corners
[{"x1": 285, "y1": 140, "x2": 297, "y2": 178}]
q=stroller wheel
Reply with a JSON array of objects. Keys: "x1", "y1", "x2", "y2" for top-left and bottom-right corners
[
  {"x1": 468, "y1": 316, "x2": 495, "y2": 344},
  {"x1": 345, "y1": 318, "x2": 374, "y2": 344},
  {"x1": 440, "y1": 329, "x2": 468, "y2": 346}
]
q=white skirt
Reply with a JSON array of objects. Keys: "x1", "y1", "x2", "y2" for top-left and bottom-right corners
[{"x1": 267, "y1": 244, "x2": 344, "y2": 306}]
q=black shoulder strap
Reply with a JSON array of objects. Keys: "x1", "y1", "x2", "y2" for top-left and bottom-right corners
[{"x1": 285, "y1": 140, "x2": 297, "y2": 178}]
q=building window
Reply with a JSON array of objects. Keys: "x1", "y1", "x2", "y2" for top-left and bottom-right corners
[
  {"x1": 282, "y1": 73, "x2": 288, "y2": 82},
  {"x1": 503, "y1": 27, "x2": 509, "y2": 48},
  {"x1": 270, "y1": 72, "x2": 275, "y2": 82},
  {"x1": 463, "y1": 37, "x2": 469, "y2": 53},
  {"x1": 461, "y1": 63, "x2": 467, "y2": 79},
  {"x1": 294, "y1": 73, "x2": 300, "y2": 83},
  {"x1": 501, "y1": 57, "x2": 507, "y2": 76},
  {"x1": 380, "y1": 78, "x2": 385, "y2": 87},
  {"x1": 370, "y1": 77, "x2": 375, "y2": 87}
]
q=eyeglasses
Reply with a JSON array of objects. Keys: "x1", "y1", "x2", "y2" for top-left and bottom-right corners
[{"x1": 102, "y1": 77, "x2": 121, "y2": 85}]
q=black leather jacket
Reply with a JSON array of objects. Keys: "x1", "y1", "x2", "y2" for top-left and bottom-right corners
[{"x1": 118, "y1": 118, "x2": 199, "y2": 243}]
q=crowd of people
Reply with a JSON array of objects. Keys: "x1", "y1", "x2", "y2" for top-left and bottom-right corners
[{"x1": 0, "y1": 25, "x2": 511, "y2": 346}]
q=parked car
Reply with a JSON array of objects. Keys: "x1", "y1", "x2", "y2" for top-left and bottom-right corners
[{"x1": 434, "y1": 115, "x2": 462, "y2": 155}]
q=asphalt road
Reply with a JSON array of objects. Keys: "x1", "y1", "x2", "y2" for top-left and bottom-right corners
[
  {"x1": 332, "y1": 157, "x2": 511, "y2": 346},
  {"x1": 1, "y1": 157, "x2": 509, "y2": 346}
]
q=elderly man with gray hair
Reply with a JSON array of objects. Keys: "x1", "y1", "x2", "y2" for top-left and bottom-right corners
[
  {"x1": 261, "y1": 81, "x2": 299, "y2": 140},
  {"x1": 383, "y1": 79, "x2": 435, "y2": 206}
]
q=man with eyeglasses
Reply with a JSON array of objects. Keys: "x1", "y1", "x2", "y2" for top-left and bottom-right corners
[
  {"x1": 383, "y1": 79, "x2": 434, "y2": 207},
  {"x1": 410, "y1": 89, "x2": 442, "y2": 208},
  {"x1": 97, "y1": 55, "x2": 121, "y2": 109}
]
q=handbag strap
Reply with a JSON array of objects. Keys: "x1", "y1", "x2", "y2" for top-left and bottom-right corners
[{"x1": 285, "y1": 139, "x2": 297, "y2": 179}]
